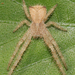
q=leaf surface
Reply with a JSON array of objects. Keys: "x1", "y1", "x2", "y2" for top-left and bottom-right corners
[{"x1": 0, "y1": 0, "x2": 75, "y2": 75}]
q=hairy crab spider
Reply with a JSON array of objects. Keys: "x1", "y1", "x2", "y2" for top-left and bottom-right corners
[{"x1": 7, "y1": 0, "x2": 68, "y2": 75}]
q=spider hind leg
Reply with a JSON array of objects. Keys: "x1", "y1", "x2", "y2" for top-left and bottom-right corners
[
  {"x1": 23, "y1": 0, "x2": 31, "y2": 20},
  {"x1": 46, "y1": 21, "x2": 67, "y2": 32},
  {"x1": 13, "y1": 20, "x2": 30, "y2": 32},
  {"x1": 44, "y1": 4, "x2": 57, "y2": 22}
]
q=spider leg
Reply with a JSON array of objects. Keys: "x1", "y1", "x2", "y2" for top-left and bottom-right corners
[
  {"x1": 43, "y1": 32, "x2": 66, "y2": 75},
  {"x1": 13, "y1": 20, "x2": 30, "y2": 32},
  {"x1": 23, "y1": 0, "x2": 31, "y2": 20},
  {"x1": 45, "y1": 29, "x2": 68, "y2": 70},
  {"x1": 8, "y1": 32, "x2": 32, "y2": 75},
  {"x1": 44, "y1": 4, "x2": 57, "y2": 22},
  {"x1": 7, "y1": 29, "x2": 31, "y2": 71},
  {"x1": 46, "y1": 21, "x2": 67, "y2": 31}
]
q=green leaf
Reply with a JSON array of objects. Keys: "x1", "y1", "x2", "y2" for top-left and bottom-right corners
[{"x1": 0, "y1": 0, "x2": 75, "y2": 75}]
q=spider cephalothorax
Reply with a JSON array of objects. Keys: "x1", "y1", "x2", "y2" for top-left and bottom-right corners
[{"x1": 7, "y1": 0, "x2": 67, "y2": 75}]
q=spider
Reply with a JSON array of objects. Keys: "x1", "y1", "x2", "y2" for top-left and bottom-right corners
[{"x1": 7, "y1": 0, "x2": 68, "y2": 75}]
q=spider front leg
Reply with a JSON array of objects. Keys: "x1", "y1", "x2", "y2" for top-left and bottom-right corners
[
  {"x1": 23, "y1": 0, "x2": 31, "y2": 20},
  {"x1": 8, "y1": 32, "x2": 32, "y2": 75},
  {"x1": 13, "y1": 20, "x2": 30, "y2": 32},
  {"x1": 45, "y1": 29, "x2": 68, "y2": 70},
  {"x1": 43, "y1": 32, "x2": 66, "y2": 75},
  {"x1": 7, "y1": 29, "x2": 31, "y2": 71},
  {"x1": 44, "y1": 4, "x2": 57, "y2": 22}
]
